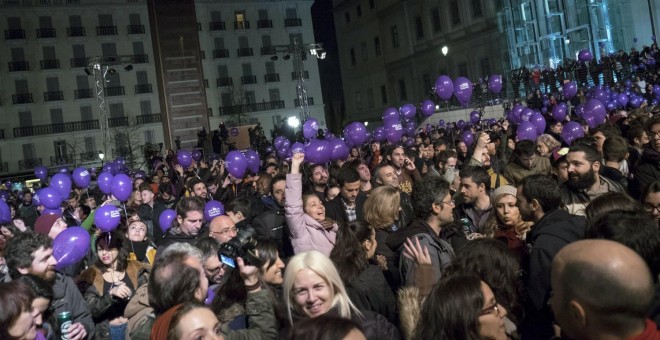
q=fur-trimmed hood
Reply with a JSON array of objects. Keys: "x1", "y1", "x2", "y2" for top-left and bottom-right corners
[
  {"x1": 397, "y1": 286, "x2": 422, "y2": 340},
  {"x1": 76, "y1": 260, "x2": 150, "y2": 296}
]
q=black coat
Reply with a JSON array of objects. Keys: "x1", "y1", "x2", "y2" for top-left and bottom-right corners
[
  {"x1": 251, "y1": 196, "x2": 294, "y2": 258},
  {"x1": 137, "y1": 200, "x2": 168, "y2": 243},
  {"x1": 632, "y1": 146, "x2": 660, "y2": 199},
  {"x1": 346, "y1": 264, "x2": 398, "y2": 325},
  {"x1": 324, "y1": 193, "x2": 367, "y2": 226}
]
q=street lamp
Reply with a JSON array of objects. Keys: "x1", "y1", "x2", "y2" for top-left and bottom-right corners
[
  {"x1": 441, "y1": 45, "x2": 448, "y2": 56},
  {"x1": 98, "y1": 151, "x2": 105, "y2": 166},
  {"x1": 287, "y1": 116, "x2": 300, "y2": 129}
]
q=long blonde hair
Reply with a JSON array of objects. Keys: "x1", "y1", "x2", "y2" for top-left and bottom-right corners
[
  {"x1": 363, "y1": 186, "x2": 400, "y2": 230},
  {"x1": 282, "y1": 251, "x2": 361, "y2": 323}
]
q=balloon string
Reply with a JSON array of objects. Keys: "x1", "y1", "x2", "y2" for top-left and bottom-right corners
[{"x1": 122, "y1": 203, "x2": 128, "y2": 221}]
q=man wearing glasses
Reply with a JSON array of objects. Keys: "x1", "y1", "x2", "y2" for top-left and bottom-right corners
[
  {"x1": 632, "y1": 114, "x2": 660, "y2": 199},
  {"x1": 208, "y1": 215, "x2": 238, "y2": 244}
]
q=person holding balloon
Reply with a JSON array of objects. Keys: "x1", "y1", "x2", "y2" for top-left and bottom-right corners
[{"x1": 77, "y1": 230, "x2": 150, "y2": 340}]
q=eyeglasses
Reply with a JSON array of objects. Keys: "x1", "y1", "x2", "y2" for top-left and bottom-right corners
[
  {"x1": 211, "y1": 226, "x2": 238, "y2": 236},
  {"x1": 436, "y1": 200, "x2": 455, "y2": 207},
  {"x1": 479, "y1": 302, "x2": 501, "y2": 316},
  {"x1": 650, "y1": 130, "x2": 660, "y2": 138},
  {"x1": 643, "y1": 204, "x2": 660, "y2": 213}
]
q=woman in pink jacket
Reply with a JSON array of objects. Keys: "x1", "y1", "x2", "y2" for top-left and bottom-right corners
[{"x1": 285, "y1": 152, "x2": 337, "y2": 256}]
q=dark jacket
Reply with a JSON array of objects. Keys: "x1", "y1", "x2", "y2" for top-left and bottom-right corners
[
  {"x1": 252, "y1": 196, "x2": 294, "y2": 258},
  {"x1": 521, "y1": 209, "x2": 585, "y2": 340},
  {"x1": 137, "y1": 200, "x2": 168, "y2": 243},
  {"x1": 601, "y1": 165, "x2": 628, "y2": 192},
  {"x1": 560, "y1": 175, "x2": 624, "y2": 215},
  {"x1": 324, "y1": 193, "x2": 367, "y2": 226},
  {"x1": 454, "y1": 198, "x2": 493, "y2": 234},
  {"x1": 157, "y1": 224, "x2": 207, "y2": 250},
  {"x1": 632, "y1": 146, "x2": 660, "y2": 199},
  {"x1": 346, "y1": 264, "x2": 398, "y2": 325},
  {"x1": 397, "y1": 192, "x2": 414, "y2": 230},
  {"x1": 51, "y1": 273, "x2": 96, "y2": 338},
  {"x1": 284, "y1": 306, "x2": 400, "y2": 340}
]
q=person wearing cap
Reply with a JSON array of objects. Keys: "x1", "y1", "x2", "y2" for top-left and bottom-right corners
[
  {"x1": 481, "y1": 185, "x2": 532, "y2": 261},
  {"x1": 34, "y1": 214, "x2": 68, "y2": 240}
]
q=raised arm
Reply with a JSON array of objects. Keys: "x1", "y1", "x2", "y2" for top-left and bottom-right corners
[{"x1": 285, "y1": 153, "x2": 307, "y2": 240}]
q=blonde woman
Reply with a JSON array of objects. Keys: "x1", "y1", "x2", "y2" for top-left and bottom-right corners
[
  {"x1": 535, "y1": 134, "x2": 561, "y2": 158},
  {"x1": 481, "y1": 185, "x2": 532, "y2": 262},
  {"x1": 282, "y1": 251, "x2": 400, "y2": 340},
  {"x1": 363, "y1": 186, "x2": 401, "y2": 286}
]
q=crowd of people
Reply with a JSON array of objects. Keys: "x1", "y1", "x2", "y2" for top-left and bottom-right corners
[{"x1": 1, "y1": 60, "x2": 660, "y2": 340}]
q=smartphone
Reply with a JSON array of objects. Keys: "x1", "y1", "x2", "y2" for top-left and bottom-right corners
[{"x1": 220, "y1": 254, "x2": 236, "y2": 268}]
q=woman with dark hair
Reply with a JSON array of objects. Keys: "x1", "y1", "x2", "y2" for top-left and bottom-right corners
[
  {"x1": 330, "y1": 221, "x2": 397, "y2": 323},
  {"x1": 18, "y1": 275, "x2": 55, "y2": 340},
  {"x1": 642, "y1": 181, "x2": 660, "y2": 224},
  {"x1": 0, "y1": 280, "x2": 39, "y2": 340},
  {"x1": 76, "y1": 230, "x2": 150, "y2": 339},
  {"x1": 151, "y1": 302, "x2": 223, "y2": 340},
  {"x1": 288, "y1": 315, "x2": 366, "y2": 340}
]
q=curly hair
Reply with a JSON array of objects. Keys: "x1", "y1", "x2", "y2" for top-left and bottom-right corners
[
  {"x1": 412, "y1": 176, "x2": 451, "y2": 221},
  {"x1": 363, "y1": 186, "x2": 400, "y2": 230},
  {"x1": 5, "y1": 233, "x2": 52, "y2": 279}
]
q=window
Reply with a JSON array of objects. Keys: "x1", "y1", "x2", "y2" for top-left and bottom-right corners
[
  {"x1": 136, "y1": 71, "x2": 148, "y2": 85},
  {"x1": 54, "y1": 140, "x2": 67, "y2": 160},
  {"x1": 356, "y1": 5, "x2": 362, "y2": 17},
  {"x1": 480, "y1": 58, "x2": 491, "y2": 76},
  {"x1": 69, "y1": 15, "x2": 82, "y2": 28},
  {"x1": 415, "y1": 16, "x2": 424, "y2": 39},
  {"x1": 46, "y1": 77, "x2": 60, "y2": 92},
  {"x1": 144, "y1": 130, "x2": 155, "y2": 144},
  {"x1": 366, "y1": 88, "x2": 375, "y2": 108},
  {"x1": 129, "y1": 13, "x2": 142, "y2": 25},
  {"x1": 50, "y1": 108, "x2": 63, "y2": 124},
  {"x1": 350, "y1": 48, "x2": 356, "y2": 65},
  {"x1": 265, "y1": 61, "x2": 275, "y2": 74},
  {"x1": 451, "y1": 1, "x2": 461, "y2": 25},
  {"x1": 345, "y1": 12, "x2": 350, "y2": 23},
  {"x1": 72, "y1": 44, "x2": 85, "y2": 59},
  {"x1": 262, "y1": 35, "x2": 271, "y2": 47},
  {"x1": 431, "y1": 7, "x2": 442, "y2": 32},
  {"x1": 43, "y1": 46, "x2": 56, "y2": 60},
  {"x1": 285, "y1": 8, "x2": 297, "y2": 19},
  {"x1": 398, "y1": 79, "x2": 407, "y2": 101},
  {"x1": 22, "y1": 144, "x2": 36, "y2": 160},
  {"x1": 355, "y1": 91, "x2": 362, "y2": 110},
  {"x1": 214, "y1": 37, "x2": 225, "y2": 50},
  {"x1": 391, "y1": 26, "x2": 399, "y2": 48},
  {"x1": 472, "y1": 0, "x2": 483, "y2": 18},
  {"x1": 109, "y1": 103, "x2": 124, "y2": 118},
  {"x1": 369, "y1": 0, "x2": 374, "y2": 9},
  {"x1": 242, "y1": 63, "x2": 253, "y2": 76},
  {"x1": 269, "y1": 88, "x2": 280, "y2": 102},
  {"x1": 374, "y1": 36, "x2": 381, "y2": 56},
  {"x1": 423, "y1": 74, "x2": 431, "y2": 93},
  {"x1": 98, "y1": 14, "x2": 114, "y2": 26},
  {"x1": 80, "y1": 106, "x2": 93, "y2": 121},
  {"x1": 15, "y1": 79, "x2": 28, "y2": 94},
  {"x1": 84, "y1": 137, "x2": 96, "y2": 153},
  {"x1": 140, "y1": 100, "x2": 152, "y2": 115},
  {"x1": 11, "y1": 47, "x2": 25, "y2": 62},
  {"x1": 19, "y1": 110, "x2": 32, "y2": 127},
  {"x1": 221, "y1": 92, "x2": 232, "y2": 107},
  {"x1": 258, "y1": 9, "x2": 268, "y2": 20},
  {"x1": 381, "y1": 85, "x2": 388, "y2": 104},
  {"x1": 289, "y1": 33, "x2": 302, "y2": 46},
  {"x1": 133, "y1": 41, "x2": 145, "y2": 55},
  {"x1": 101, "y1": 43, "x2": 117, "y2": 57},
  {"x1": 245, "y1": 91, "x2": 255, "y2": 104},
  {"x1": 217, "y1": 65, "x2": 228, "y2": 78},
  {"x1": 361, "y1": 42, "x2": 368, "y2": 61},
  {"x1": 238, "y1": 36, "x2": 249, "y2": 49},
  {"x1": 235, "y1": 11, "x2": 247, "y2": 29},
  {"x1": 8, "y1": 17, "x2": 21, "y2": 29},
  {"x1": 39, "y1": 16, "x2": 52, "y2": 29},
  {"x1": 458, "y1": 63, "x2": 468, "y2": 78},
  {"x1": 212, "y1": 10, "x2": 223, "y2": 22}
]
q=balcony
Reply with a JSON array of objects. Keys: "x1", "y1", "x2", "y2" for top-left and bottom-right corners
[
  {"x1": 234, "y1": 21, "x2": 250, "y2": 29},
  {"x1": 13, "y1": 120, "x2": 99, "y2": 138},
  {"x1": 127, "y1": 24, "x2": 145, "y2": 34},
  {"x1": 80, "y1": 151, "x2": 98, "y2": 162},
  {"x1": 44, "y1": 91, "x2": 64, "y2": 102},
  {"x1": 0, "y1": 162, "x2": 7, "y2": 173},
  {"x1": 50, "y1": 155, "x2": 74, "y2": 166},
  {"x1": 261, "y1": 46, "x2": 276, "y2": 55},
  {"x1": 209, "y1": 21, "x2": 226, "y2": 31},
  {"x1": 74, "y1": 89, "x2": 94, "y2": 99},
  {"x1": 105, "y1": 86, "x2": 125, "y2": 96},
  {"x1": 219, "y1": 100, "x2": 285, "y2": 115},
  {"x1": 36, "y1": 28, "x2": 56, "y2": 38},
  {"x1": 8, "y1": 61, "x2": 29, "y2": 72},
  {"x1": 213, "y1": 49, "x2": 229, "y2": 59},
  {"x1": 241, "y1": 75, "x2": 257, "y2": 85},
  {"x1": 12, "y1": 93, "x2": 33, "y2": 104},
  {"x1": 295, "y1": 97, "x2": 315, "y2": 106},
  {"x1": 70, "y1": 57, "x2": 87, "y2": 68},
  {"x1": 40, "y1": 59, "x2": 60, "y2": 70},
  {"x1": 109, "y1": 116, "x2": 129, "y2": 127},
  {"x1": 136, "y1": 113, "x2": 161, "y2": 125},
  {"x1": 291, "y1": 71, "x2": 310, "y2": 80},
  {"x1": 5, "y1": 29, "x2": 25, "y2": 40},
  {"x1": 264, "y1": 73, "x2": 280, "y2": 83},
  {"x1": 19, "y1": 158, "x2": 42, "y2": 170},
  {"x1": 96, "y1": 26, "x2": 118, "y2": 36},
  {"x1": 257, "y1": 19, "x2": 273, "y2": 29},
  {"x1": 67, "y1": 27, "x2": 86, "y2": 37},
  {"x1": 135, "y1": 84, "x2": 152, "y2": 94},
  {"x1": 217, "y1": 77, "x2": 233, "y2": 87},
  {"x1": 237, "y1": 48, "x2": 253, "y2": 57},
  {"x1": 132, "y1": 54, "x2": 149, "y2": 64},
  {"x1": 285, "y1": 18, "x2": 302, "y2": 27}
]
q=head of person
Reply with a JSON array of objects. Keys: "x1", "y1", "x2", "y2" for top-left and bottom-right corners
[
  {"x1": 436, "y1": 150, "x2": 459, "y2": 173},
  {"x1": 175, "y1": 197, "x2": 205, "y2": 237},
  {"x1": 95, "y1": 230, "x2": 129, "y2": 271},
  {"x1": 130, "y1": 190, "x2": 143, "y2": 207},
  {"x1": 626, "y1": 124, "x2": 649, "y2": 149},
  {"x1": 335, "y1": 167, "x2": 361, "y2": 205},
  {"x1": 550, "y1": 120, "x2": 563, "y2": 134},
  {"x1": 208, "y1": 215, "x2": 237, "y2": 244},
  {"x1": 286, "y1": 315, "x2": 366, "y2": 340},
  {"x1": 459, "y1": 166, "x2": 491, "y2": 205},
  {"x1": 416, "y1": 273, "x2": 508, "y2": 340},
  {"x1": 363, "y1": 186, "x2": 400, "y2": 230},
  {"x1": 551, "y1": 147, "x2": 570, "y2": 184},
  {"x1": 139, "y1": 183, "x2": 156, "y2": 206},
  {"x1": 205, "y1": 178, "x2": 219, "y2": 196},
  {"x1": 646, "y1": 114, "x2": 660, "y2": 152},
  {"x1": 536, "y1": 134, "x2": 561, "y2": 158},
  {"x1": 188, "y1": 178, "x2": 208, "y2": 199},
  {"x1": 602, "y1": 136, "x2": 629, "y2": 165},
  {"x1": 33, "y1": 214, "x2": 67, "y2": 240},
  {"x1": 283, "y1": 251, "x2": 360, "y2": 322},
  {"x1": 5, "y1": 233, "x2": 57, "y2": 282},
  {"x1": 584, "y1": 192, "x2": 643, "y2": 226},
  {"x1": 373, "y1": 164, "x2": 399, "y2": 188},
  {"x1": 642, "y1": 181, "x2": 660, "y2": 223},
  {"x1": 412, "y1": 176, "x2": 453, "y2": 225},
  {"x1": 346, "y1": 159, "x2": 371, "y2": 183},
  {"x1": 590, "y1": 123, "x2": 621, "y2": 153},
  {"x1": 265, "y1": 163, "x2": 279, "y2": 176},
  {"x1": 22, "y1": 191, "x2": 32, "y2": 205},
  {"x1": 484, "y1": 185, "x2": 522, "y2": 236},
  {"x1": 456, "y1": 141, "x2": 468, "y2": 154},
  {"x1": 17, "y1": 274, "x2": 53, "y2": 336},
  {"x1": 66, "y1": 192, "x2": 79, "y2": 210},
  {"x1": 255, "y1": 173, "x2": 273, "y2": 196},
  {"x1": 269, "y1": 174, "x2": 287, "y2": 207},
  {"x1": 256, "y1": 239, "x2": 285, "y2": 286},
  {"x1": 158, "y1": 183, "x2": 174, "y2": 201},
  {"x1": 434, "y1": 139, "x2": 448, "y2": 156},
  {"x1": 566, "y1": 144, "x2": 601, "y2": 191},
  {"x1": 0, "y1": 280, "x2": 39, "y2": 340},
  {"x1": 329, "y1": 221, "x2": 376, "y2": 287},
  {"x1": 324, "y1": 185, "x2": 340, "y2": 202},
  {"x1": 150, "y1": 243, "x2": 207, "y2": 315},
  {"x1": 512, "y1": 140, "x2": 538, "y2": 169},
  {"x1": 225, "y1": 197, "x2": 251, "y2": 225},
  {"x1": 308, "y1": 164, "x2": 329, "y2": 188},
  {"x1": 387, "y1": 145, "x2": 406, "y2": 169},
  {"x1": 194, "y1": 237, "x2": 225, "y2": 285},
  {"x1": 151, "y1": 303, "x2": 223, "y2": 340},
  {"x1": 126, "y1": 220, "x2": 148, "y2": 242},
  {"x1": 302, "y1": 192, "x2": 326, "y2": 223},
  {"x1": 516, "y1": 174, "x2": 561, "y2": 221},
  {"x1": 550, "y1": 240, "x2": 655, "y2": 340}
]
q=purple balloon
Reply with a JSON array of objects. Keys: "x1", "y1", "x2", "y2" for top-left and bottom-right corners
[
  {"x1": 102, "y1": 163, "x2": 117, "y2": 175},
  {"x1": 177, "y1": 150, "x2": 193, "y2": 168},
  {"x1": 158, "y1": 209, "x2": 176, "y2": 233},
  {"x1": 230, "y1": 127, "x2": 239, "y2": 137},
  {"x1": 205, "y1": 289, "x2": 216, "y2": 305},
  {"x1": 617, "y1": 93, "x2": 629, "y2": 107},
  {"x1": 520, "y1": 108, "x2": 534, "y2": 122},
  {"x1": 384, "y1": 122, "x2": 404, "y2": 144},
  {"x1": 345, "y1": 122, "x2": 368, "y2": 146},
  {"x1": 453, "y1": 77, "x2": 473, "y2": 107},
  {"x1": 517, "y1": 122, "x2": 537, "y2": 141},
  {"x1": 469, "y1": 111, "x2": 480, "y2": 124},
  {"x1": 435, "y1": 75, "x2": 454, "y2": 101},
  {"x1": 226, "y1": 151, "x2": 248, "y2": 178},
  {"x1": 53, "y1": 227, "x2": 91, "y2": 270},
  {"x1": 58, "y1": 167, "x2": 69, "y2": 174},
  {"x1": 290, "y1": 142, "x2": 305, "y2": 154},
  {"x1": 72, "y1": 167, "x2": 91, "y2": 189},
  {"x1": 529, "y1": 113, "x2": 546, "y2": 135},
  {"x1": 244, "y1": 149, "x2": 260, "y2": 174},
  {"x1": 94, "y1": 205, "x2": 121, "y2": 232},
  {"x1": 399, "y1": 104, "x2": 417, "y2": 119},
  {"x1": 461, "y1": 131, "x2": 475, "y2": 146},
  {"x1": 42, "y1": 207, "x2": 62, "y2": 216},
  {"x1": 438, "y1": 119, "x2": 446, "y2": 127},
  {"x1": 204, "y1": 200, "x2": 225, "y2": 222},
  {"x1": 561, "y1": 121, "x2": 585, "y2": 145},
  {"x1": 303, "y1": 118, "x2": 319, "y2": 140},
  {"x1": 50, "y1": 173, "x2": 72, "y2": 204},
  {"x1": 487, "y1": 74, "x2": 503, "y2": 93},
  {"x1": 97, "y1": 171, "x2": 114, "y2": 195},
  {"x1": 420, "y1": 100, "x2": 435, "y2": 117},
  {"x1": 134, "y1": 170, "x2": 146, "y2": 180},
  {"x1": 578, "y1": 49, "x2": 593, "y2": 62},
  {"x1": 305, "y1": 139, "x2": 331, "y2": 164},
  {"x1": 34, "y1": 166, "x2": 48, "y2": 181},
  {"x1": 552, "y1": 103, "x2": 567, "y2": 122},
  {"x1": 653, "y1": 85, "x2": 660, "y2": 98},
  {"x1": 372, "y1": 127, "x2": 385, "y2": 142},
  {"x1": 563, "y1": 82, "x2": 578, "y2": 100},
  {"x1": 382, "y1": 107, "x2": 400, "y2": 125},
  {"x1": 329, "y1": 138, "x2": 350, "y2": 161},
  {"x1": 192, "y1": 149, "x2": 203, "y2": 162},
  {"x1": 110, "y1": 174, "x2": 132, "y2": 202},
  {"x1": 274, "y1": 136, "x2": 286, "y2": 149},
  {"x1": 0, "y1": 200, "x2": 10, "y2": 223}
]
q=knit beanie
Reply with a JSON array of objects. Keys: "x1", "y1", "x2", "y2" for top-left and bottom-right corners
[
  {"x1": 490, "y1": 185, "x2": 518, "y2": 203},
  {"x1": 34, "y1": 214, "x2": 60, "y2": 235}
]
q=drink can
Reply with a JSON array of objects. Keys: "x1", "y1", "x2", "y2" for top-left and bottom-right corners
[
  {"x1": 58, "y1": 311, "x2": 72, "y2": 340},
  {"x1": 460, "y1": 218, "x2": 471, "y2": 236}
]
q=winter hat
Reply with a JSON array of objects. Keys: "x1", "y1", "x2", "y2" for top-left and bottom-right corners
[
  {"x1": 490, "y1": 185, "x2": 518, "y2": 203},
  {"x1": 34, "y1": 214, "x2": 60, "y2": 235}
]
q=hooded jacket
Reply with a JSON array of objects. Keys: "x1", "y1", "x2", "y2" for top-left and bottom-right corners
[
  {"x1": 632, "y1": 146, "x2": 660, "y2": 199},
  {"x1": 51, "y1": 273, "x2": 96, "y2": 338}
]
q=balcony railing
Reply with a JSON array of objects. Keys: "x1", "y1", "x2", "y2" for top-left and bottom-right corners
[
  {"x1": 80, "y1": 151, "x2": 98, "y2": 162},
  {"x1": 285, "y1": 18, "x2": 302, "y2": 27},
  {"x1": 70, "y1": 57, "x2": 87, "y2": 68},
  {"x1": 257, "y1": 19, "x2": 273, "y2": 28},
  {"x1": 19, "y1": 158, "x2": 42, "y2": 170},
  {"x1": 74, "y1": 89, "x2": 93, "y2": 99},
  {"x1": 132, "y1": 54, "x2": 149, "y2": 64},
  {"x1": 213, "y1": 49, "x2": 229, "y2": 59},
  {"x1": 5, "y1": 29, "x2": 25, "y2": 40},
  {"x1": 127, "y1": 24, "x2": 145, "y2": 34},
  {"x1": 234, "y1": 21, "x2": 250, "y2": 29},
  {"x1": 219, "y1": 100, "x2": 284, "y2": 115},
  {"x1": 261, "y1": 46, "x2": 276, "y2": 55},
  {"x1": 237, "y1": 48, "x2": 253, "y2": 57},
  {"x1": 264, "y1": 73, "x2": 280, "y2": 83},
  {"x1": 12, "y1": 93, "x2": 33, "y2": 104},
  {"x1": 109, "y1": 116, "x2": 129, "y2": 127},
  {"x1": 295, "y1": 97, "x2": 315, "y2": 106},
  {"x1": 36, "y1": 28, "x2": 56, "y2": 38},
  {"x1": 0, "y1": 162, "x2": 8, "y2": 173},
  {"x1": 217, "y1": 77, "x2": 233, "y2": 87},
  {"x1": 136, "y1": 113, "x2": 161, "y2": 125},
  {"x1": 209, "y1": 21, "x2": 226, "y2": 31},
  {"x1": 241, "y1": 75, "x2": 257, "y2": 85},
  {"x1": 67, "y1": 27, "x2": 85, "y2": 37},
  {"x1": 40, "y1": 59, "x2": 60, "y2": 70},
  {"x1": 8, "y1": 61, "x2": 29, "y2": 72},
  {"x1": 13, "y1": 120, "x2": 99, "y2": 138},
  {"x1": 96, "y1": 26, "x2": 118, "y2": 36},
  {"x1": 44, "y1": 91, "x2": 64, "y2": 102},
  {"x1": 105, "y1": 86, "x2": 125, "y2": 96},
  {"x1": 135, "y1": 84, "x2": 152, "y2": 94},
  {"x1": 291, "y1": 71, "x2": 309, "y2": 80},
  {"x1": 50, "y1": 155, "x2": 74, "y2": 166}
]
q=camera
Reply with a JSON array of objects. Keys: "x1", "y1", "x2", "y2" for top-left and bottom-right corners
[{"x1": 218, "y1": 226, "x2": 263, "y2": 269}]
